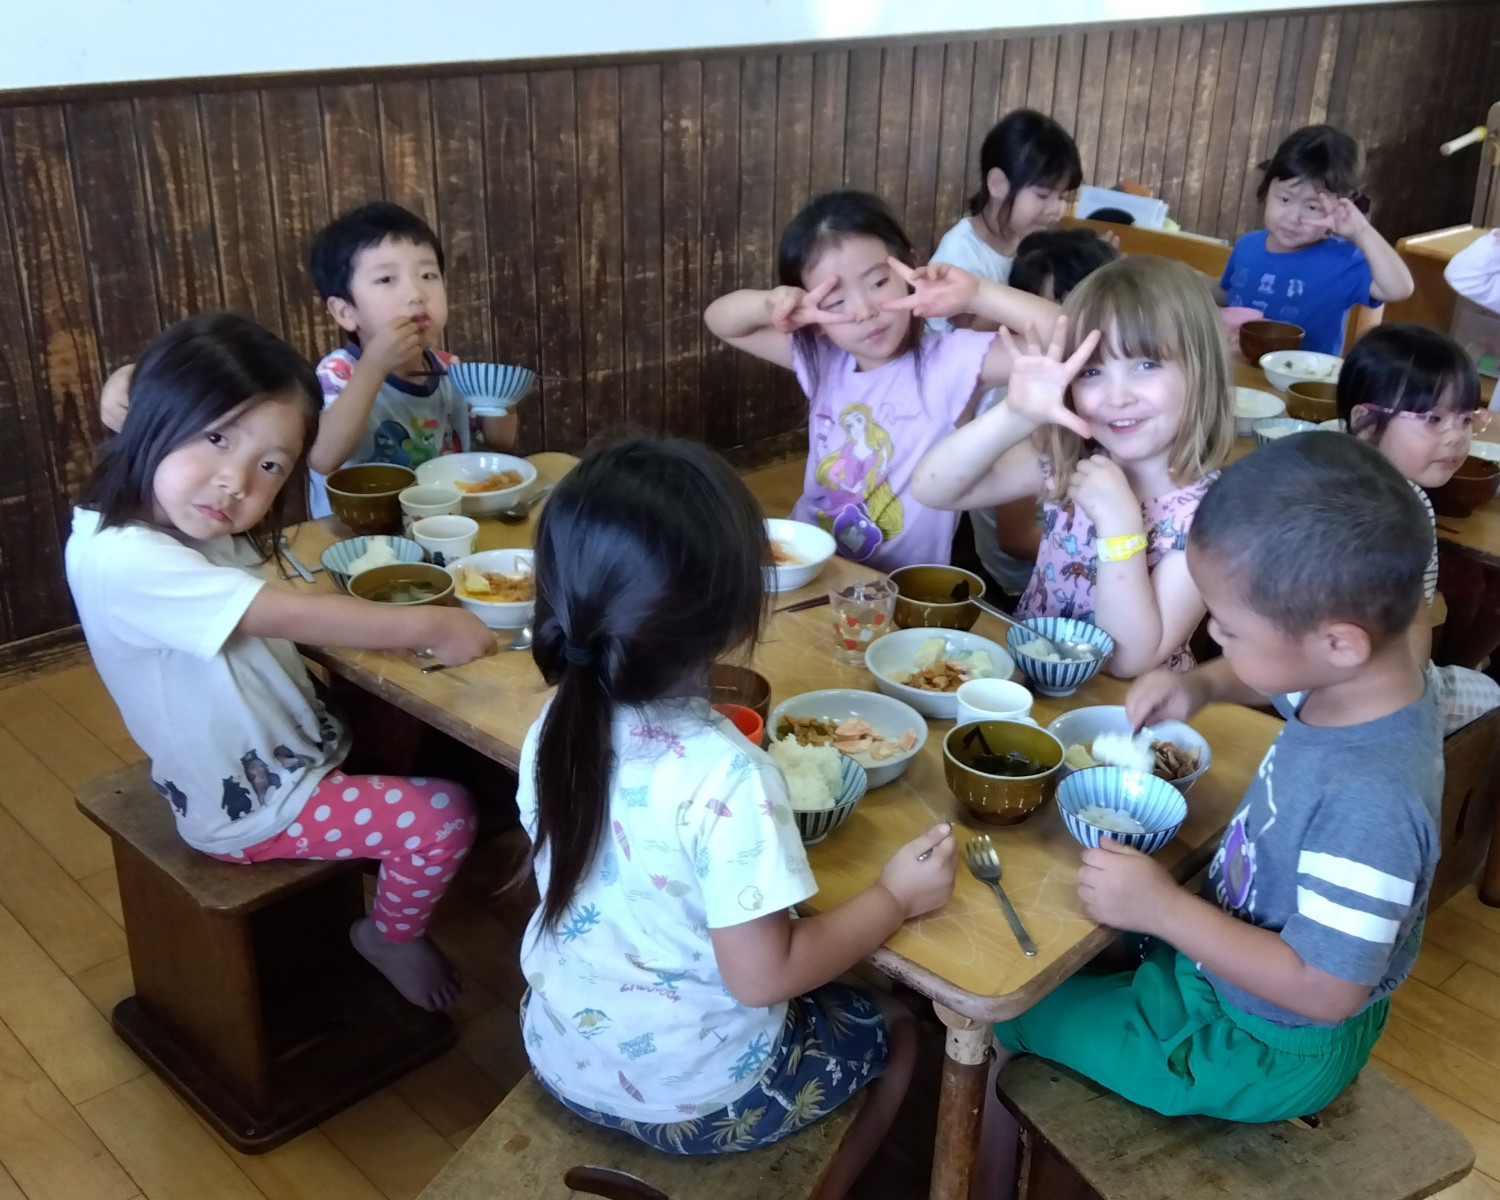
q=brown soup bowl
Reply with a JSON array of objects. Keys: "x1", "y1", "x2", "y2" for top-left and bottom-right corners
[
  {"x1": 326, "y1": 464, "x2": 418, "y2": 535},
  {"x1": 943, "y1": 719, "x2": 1064, "y2": 826},
  {"x1": 890, "y1": 564, "x2": 986, "y2": 631}
]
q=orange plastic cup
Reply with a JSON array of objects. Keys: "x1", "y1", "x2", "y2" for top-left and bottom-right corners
[{"x1": 713, "y1": 703, "x2": 765, "y2": 746}]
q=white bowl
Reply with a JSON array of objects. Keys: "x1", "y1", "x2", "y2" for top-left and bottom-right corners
[
  {"x1": 1259, "y1": 350, "x2": 1343, "y2": 392},
  {"x1": 768, "y1": 688, "x2": 928, "y2": 789},
  {"x1": 765, "y1": 518, "x2": 837, "y2": 592},
  {"x1": 1318, "y1": 418, "x2": 1347, "y2": 433},
  {"x1": 863, "y1": 627, "x2": 1015, "y2": 719},
  {"x1": 1234, "y1": 387, "x2": 1285, "y2": 436},
  {"x1": 1252, "y1": 417, "x2": 1317, "y2": 447},
  {"x1": 1469, "y1": 439, "x2": 1500, "y2": 464},
  {"x1": 415, "y1": 453, "x2": 538, "y2": 516},
  {"x1": 447, "y1": 548, "x2": 535, "y2": 629},
  {"x1": 1045, "y1": 705, "x2": 1211, "y2": 794}
]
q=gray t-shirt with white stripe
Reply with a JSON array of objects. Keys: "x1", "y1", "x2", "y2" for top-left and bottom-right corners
[{"x1": 1200, "y1": 684, "x2": 1442, "y2": 1028}]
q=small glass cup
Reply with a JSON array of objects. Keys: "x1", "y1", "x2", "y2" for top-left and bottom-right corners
[{"x1": 830, "y1": 578, "x2": 898, "y2": 665}]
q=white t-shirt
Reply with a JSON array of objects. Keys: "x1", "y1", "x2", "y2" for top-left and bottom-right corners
[
  {"x1": 518, "y1": 699, "x2": 816, "y2": 1123},
  {"x1": 927, "y1": 216, "x2": 1013, "y2": 333},
  {"x1": 65, "y1": 508, "x2": 348, "y2": 854}
]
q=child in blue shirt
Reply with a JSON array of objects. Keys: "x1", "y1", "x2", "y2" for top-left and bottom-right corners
[{"x1": 1218, "y1": 126, "x2": 1413, "y2": 355}]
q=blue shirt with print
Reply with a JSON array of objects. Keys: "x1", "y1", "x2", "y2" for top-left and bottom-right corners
[{"x1": 1221, "y1": 231, "x2": 1376, "y2": 355}]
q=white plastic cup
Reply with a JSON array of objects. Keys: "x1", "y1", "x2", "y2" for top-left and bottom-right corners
[
  {"x1": 399, "y1": 484, "x2": 462, "y2": 533},
  {"x1": 411, "y1": 515, "x2": 478, "y2": 567},
  {"x1": 955, "y1": 679, "x2": 1036, "y2": 729}
]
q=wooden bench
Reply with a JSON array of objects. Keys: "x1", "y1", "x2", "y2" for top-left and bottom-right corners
[
  {"x1": 417, "y1": 1072, "x2": 864, "y2": 1200},
  {"x1": 995, "y1": 1056, "x2": 1472, "y2": 1200},
  {"x1": 76, "y1": 762, "x2": 455, "y2": 1153},
  {"x1": 1437, "y1": 705, "x2": 1500, "y2": 908}
]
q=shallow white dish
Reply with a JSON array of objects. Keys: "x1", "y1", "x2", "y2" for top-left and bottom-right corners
[
  {"x1": 446, "y1": 548, "x2": 535, "y2": 630},
  {"x1": 765, "y1": 518, "x2": 837, "y2": 592},
  {"x1": 1234, "y1": 387, "x2": 1285, "y2": 436},
  {"x1": 1319, "y1": 418, "x2": 1347, "y2": 433},
  {"x1": 1252, "y1": 417, "x2": 1317, "y2": 447},
  {"x1": 863, "y1": 627, "x2": 1015, "y2": 720},
  {"x1": 415, "y1": 453, "x2": 538, "y2": 517},
  {"x1": 768, "y1": 688, "x2": 928, "y2": 789},
  {"x1": 1469, "y1": 439, "x2": 1500, "y2": 464},
  {"x1": 1259, "y1": 349, "x2": 1343, "y2": 392},
  {"x1": 1045, "y1": 705, "x2": 1211, "y2": 794}
]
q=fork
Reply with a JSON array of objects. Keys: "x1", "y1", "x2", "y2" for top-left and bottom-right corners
[{"x1": 965, "y1": 836, "x2": 1038, "y2": 957}]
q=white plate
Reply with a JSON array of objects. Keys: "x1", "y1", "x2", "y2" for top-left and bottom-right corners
[
  {"x1": 1045, "y1": 705, "x2": 1211, "y2": 794},
  {"x1": 1469, "y1": 439, "x2": 1500, "y2": 463},
  {"x1": 863, "y1": 627, "x2": 1015, "y2": 720},
  {"x1": 768, "y1": 689, "x2": 927, "y2": 789},
  {"x1": 415, "y1": 453, "x2": 538, "y2": 517},
  {"x1": 1233, "y1": 387, "x2": 1285, "y2": 436},
  {"x1": 765, "y1": 518, "x2": 837, "y2": 592}
]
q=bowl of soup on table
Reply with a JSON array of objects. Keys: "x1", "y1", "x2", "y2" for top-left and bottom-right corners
[
  {"x1": 1284, "y1": 380, "x2": 1339, "y2": 424},
  {"x1": 943, "y1": 719, "x2": 1064, "y2": 826},
  {"x1": 764, "y1": 518, "x2": 837, "y2": 592},
  {"x1": 889, "y1": 564, "x2": 985, "y2": 630},
  {"x1": 349, "y1": 561, "x2": 456, "y2": 607},
  {"x1": 448, "y1": 549, "x2": 536, "y2": 629},
  {"x1": 709, "y1": 664, "x2": 773, "y2": 723},
  {"x1": 1238, "y1": 320, "x2": 1304, "y2": 364},
  {"x1": 1429, "y1": 456, "x2": 1500, "y2": 519},
  {"x1": 326, "y1": 464, "x2": 417, "y2": 535}
]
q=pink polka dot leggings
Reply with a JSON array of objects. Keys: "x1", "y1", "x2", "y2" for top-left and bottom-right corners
[{"x1": 210, "y1": 771, "x2": 477, "y2": 942}]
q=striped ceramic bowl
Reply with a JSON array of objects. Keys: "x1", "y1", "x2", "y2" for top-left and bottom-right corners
[
  {"x1": 793, "y1": 755, "x2": 869, "y2": 845},
  {"x1": 1251, "y1": 417, "x2": 1317, "y2": 448},
  {"x1": 1057, "y1": 766, "x2": 1187, "y2": 854},
  {"x1": 320, "y1": 535, "x2": 425, "y2": 592},
  {"x1": 444, "y1": 362, "x2": 537, "y2": 416},
  {"x1": 1005, "y1": 618, "x2": 1114, "y2": 697}
]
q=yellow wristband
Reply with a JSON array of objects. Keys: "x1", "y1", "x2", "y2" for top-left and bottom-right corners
[{"x1": 1098, "y1": 533, "x2": 1147, "y2": 563}]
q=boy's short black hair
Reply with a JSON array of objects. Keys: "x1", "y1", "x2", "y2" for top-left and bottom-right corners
[
  {"x1": 1010, "y1": 228, "x2": 1121, "y2": 301},
  {"x1": 1256, "y1": 124, "x2": 1363, "y2": 202},
  {"x1": 309, "y1": 201, "x2": 445, "y2": 303},
  {"x1": 1190, "y1": 432, "x2": 1430, "y2": 642}
]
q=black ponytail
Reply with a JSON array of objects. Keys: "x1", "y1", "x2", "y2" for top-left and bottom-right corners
[{"x1": 526, "y1": 437, "x2": 768, "y2": 932}]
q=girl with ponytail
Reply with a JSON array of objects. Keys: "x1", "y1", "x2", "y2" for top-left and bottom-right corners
[{"x1": 516, "y1": 437, "x2": 955, "y2": 1191}]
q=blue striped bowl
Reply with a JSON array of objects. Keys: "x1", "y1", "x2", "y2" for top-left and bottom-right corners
[
  {"x1": 793, "y1": 755, "x2": 869, "y2": 845},
  {"x1": 320, "y1": 535, "x2": 425, "y2": 592},
  {"x1": 1005, "y1": 618, "x2": 1114, "y2": 697},
  {"x1": 1251, "y1": 417, "x2": 1317, "y2": 448},
  {"x1": 445, "y1": 362, "x2": 536, "y2": 415},
  {"x1": 1057, "y1": 766, "x2": 1187, "y2": 854}
]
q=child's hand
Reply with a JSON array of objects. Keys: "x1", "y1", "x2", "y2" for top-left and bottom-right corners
[
  {"x1": 1066, "y1": 455, "x2": 1141, "y2": 538},
  {"x1": 363, "y1": 316, "x2": 426, "y2": 377},
  {"x1": 881, "y1": 258, "x2": 978, "y2": 319},
  {"x1": 99, "y1": 362, "x2": 134, "y2": 433},
  {"x1": 420, "y1": 608, "x2": 498, "y2": 667},
  {"x1": 1320, "y1": 194, "x2": 1370, "y2": 240},
  {"x1": 765, "y1": 280, "x2": 853, "y2": 334},
  {"x1": 1077, "y1": 837, "x2": 1179, "y2": 933},
  {"x1": 878, "y1": 823, "x2": 957, "y2": 919},
  {"x1": 996, "y1": 318, "x2": 1098, "y2": 440},
  {"x1": 1126, "y1": 667, "x2": 1207, "y2": 728}
]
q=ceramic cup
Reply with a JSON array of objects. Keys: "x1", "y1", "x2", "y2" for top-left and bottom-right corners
[
  {"x1": 411, "y1": 514, "x2": 479, "y2": 567},
  {"x1": 399, "y1": 484, "x2": 463, "y2": 533},
  {"x1": 954, "y1": 678, "x2": 1036, "y2": 729}
]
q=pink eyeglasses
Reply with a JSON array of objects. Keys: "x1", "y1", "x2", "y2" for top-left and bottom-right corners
[{"x1": 1356, "y1": 404, "x2": 1493, "y2": 434}]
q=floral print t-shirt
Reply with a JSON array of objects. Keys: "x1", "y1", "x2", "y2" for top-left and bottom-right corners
[
  {"x1": 1016, "y1": 459, "x2": 1217, "y2": 671},
  {"x1": 517, "y1": 699, "x2": 817, "y2": 1123}
]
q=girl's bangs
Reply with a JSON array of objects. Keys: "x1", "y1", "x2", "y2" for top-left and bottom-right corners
[{"x1": 1068, "y1": 278, "x2": 1185, "y2": 367}]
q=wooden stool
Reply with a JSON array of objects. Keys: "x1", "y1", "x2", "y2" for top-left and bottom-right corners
[
  {"x1": 417, "y1": 1073, "x2": 865, "y2": 1200},
  {"x1": 995, "y1": 1056, "x2": 1472, "y2": 1200},
  {"x1": 76, "y1": 763, "x2": 455, "y2": 1153}
]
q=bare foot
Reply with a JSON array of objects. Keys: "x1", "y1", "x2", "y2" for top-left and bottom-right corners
[{"x1": 349, "y1": 917, "x2": 463, "y2": 1011}]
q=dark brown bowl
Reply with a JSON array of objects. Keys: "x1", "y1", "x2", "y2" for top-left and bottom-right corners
[
  {"x1": 348, "y1": 561, "x2": 457, "y2": 607},
  {"x1": 943, "y1": 720, "x2": 1064, "y2": 826},
  {"x1": 709, "y1": 664, "x2": 772, "y2": 723},
  {"x1": 1285, "y1": 381, "x2": 1339, "y2": 424},
  {"x1": 326, "y1": 464, "x2": 417, "y2": 535},
  {"x1": 890, "y1": 564, "x2": 985, "y2": 631},
  {"x1": 1429, "y1": 456, "x2": 1500, "y2": 519},
  {"x1": 1239, "y1": 320, "x2": 1305, "y2": 364}
]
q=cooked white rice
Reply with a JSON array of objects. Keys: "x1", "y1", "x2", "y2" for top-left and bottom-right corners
[
  {"x1": 347, "y1": 537, "x2": 398, "y2": 575},
  {"x1": 1015, "y1": 637, "x2": 1064, "y2": 663},
  {"x1": 1090, "y1": 731, "x2": 1154, "y2": 774},
  {"x1": 1076, "y1": 805, "x2": 1147, "y2": 835},
  {"x1": 769, "y1": 736, "x2": 843, "y2": 811}
]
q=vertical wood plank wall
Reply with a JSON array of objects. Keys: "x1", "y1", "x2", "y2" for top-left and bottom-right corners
[{"x1": 1, "y1": 1, "x2": 1498, "y2": 662}]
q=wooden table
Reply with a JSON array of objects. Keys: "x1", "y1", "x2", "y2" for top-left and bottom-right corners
[{"x1": 278, "y1": 452, "x2": 1283, "y2": 1200}]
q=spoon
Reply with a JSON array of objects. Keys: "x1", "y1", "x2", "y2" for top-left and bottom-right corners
[
  {"x1": 496, "y1": 485, "x2": 553, "y2": 524},
  {"x1": 416, "y1": 625, "x2": 532, "y2": 673},
  {"x1": 964, "y1": 591, "x2": 1103, "y2": 663}
]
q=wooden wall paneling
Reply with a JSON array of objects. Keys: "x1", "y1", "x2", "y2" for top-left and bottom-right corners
[
  {"x1": 1071, "y1": 31, "x2": 1111, "y2": 187},
  {"x1": 1178, "y1": 22, "x2": 1225, "y2": 233},
  {"x1": 1377, "y1": 7, "x2": 1429, "y2": 234},
  {"x1": 527, "y1": 69, "x2": 587, "y2": 450},
  {"x1": 873, "y1": 47, "x2": 914, "y2": 216},
  {"x1": 735, "y1": 53, "x2": 781, "y2": 447},
  {"x1": 954, "y1": 38, "x2": 1002, "y2": 232},
  {"x1": 931, "y1": 41, "x2": 976, "y2": 250},
  {"x1": 1306, "y1": 13, "x2": 1341, "y2": 125},
  {"x1": 771, "y1": 53, "x2": 813, "y2": 435},
  {"x1": 807, "y1": 51, "x2": 849, "y2": 198},
  {"x1": 1050, "y1": 32, "x2": 1085, "y2": 140},
  {"x1": 1324, "y1": 10, "x2": 1363, "y2": 133},
  {"x1": 902, "y1": 44, "x2": 945, "y2": 256},
  {"x1": 618, "y1": 63, "x2": 665, "y2": 434},
  {"x1": 1101, "y1": 28, "x2": 1140, "y2": 190},
  {"x1": 376, "y1": 80, "x2": 438, "y2": 222},
  {"x1": 573, "y1": 67, "x2": 626, "y2": 440},
  {"x1": 1157, "y1": 23, "x2": 1200, "y2": 213},
  {"x1": 64, "y1": 99, "x2": 161, "y2": 372},
  {"x1": 1214, "y1": 18, "x2": 1267, "y2": 238},
  {"x1": 698, "y1": 54, "x2": 739, "y2": 452},
  {"x1": 1194, "y1": 19, "x2": 1242, "y2": 239},
  {"x1": 1263, "y1": 16, "x2": 1306, "y2": 219},
  {"x1": 1237, "y1": 16, "x2": 1286, "y2": 236},
  {"x1": 259, "y1": 87, "x2": 334, "y2": 359},
  {"x1": 319, "y1": 84, "x2": 382, "y2": 217},
  {"x1": 133, "y1": 95, "x2": 224, "y2": 322},
  {"x1": 197, "y1": 92, "x2": 285, "y2": 332},
  {"x1": 479, "y1": 74, "x2": 544, "y2": 453},
  {"x1": 429, "y1": 76, "x2": 492, "y2": 363},
  {"x1": 994, "y1": 36, "x2": 1029, "y2": 120},
  {"x1": 1114, "y1": 28, "x2": 1155, "y2": 190},
  {"x1": 660, "y1": 58, "x2": 703, "y2": 441},
  {"x1": 1025, "y1": 36, "x2": 1060, "y2": 119},
  {"x1": 1413, "y1": 7, "x2": 1468, "y2": 235},
  {"x1": 841, "y1": 47, "x2": 882, "y2": 193},
  {"x1": 1137, "y1": 25, "x2": 1177, "y2": 200}
]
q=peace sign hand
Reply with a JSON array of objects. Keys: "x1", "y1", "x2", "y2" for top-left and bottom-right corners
[
  {"x1": 879, "y1": 258, "x2": 981, "y2": 320},
  {"x1": 997, "y1": 318, "x2": 1099, "y2": 440},
  {"x1": 765, "y1": 278, "x2": 854, "y2": 334},
  {"x1": 1319, "y1": 193, "x2": 1370, "y2": 240}
]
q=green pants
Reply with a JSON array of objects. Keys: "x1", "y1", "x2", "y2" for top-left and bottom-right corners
[{"x1": 994, "y1": 941, "x2": 1389, "y2": 1122}]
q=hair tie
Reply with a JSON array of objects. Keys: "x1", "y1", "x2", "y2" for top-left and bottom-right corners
[{"x1": 563, "y1": 640, "x2": 598, "y2": 667}]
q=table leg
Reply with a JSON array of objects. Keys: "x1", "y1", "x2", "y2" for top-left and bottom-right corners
[{"x1": 930, "y1": 1003, "x2": 991, "y2": 1200}]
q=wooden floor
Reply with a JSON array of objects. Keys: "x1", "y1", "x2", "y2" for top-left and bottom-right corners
[{"x1": 1, "y1": 631, "x2": 1498, "y2": 1196}]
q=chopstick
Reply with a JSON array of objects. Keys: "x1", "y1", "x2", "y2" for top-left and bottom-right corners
[{"x1": 775, "y1": 594, "x2": 831, "y2": 614}]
